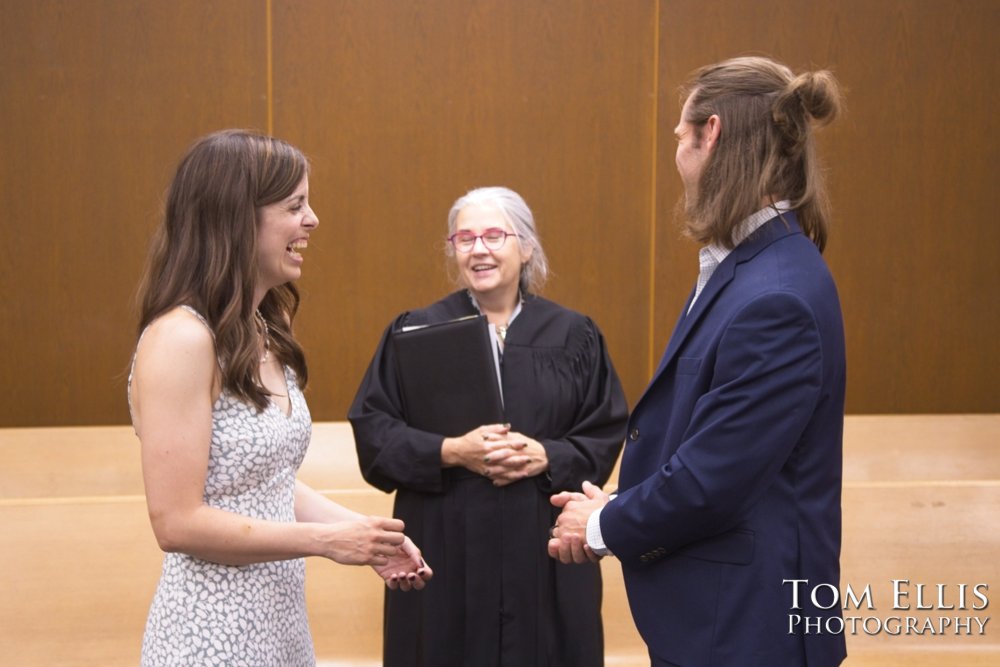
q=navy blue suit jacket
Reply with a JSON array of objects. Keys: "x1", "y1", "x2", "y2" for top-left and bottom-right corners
[{"x1": 602, "y1": 212, "x2": 847, "y2": 666}]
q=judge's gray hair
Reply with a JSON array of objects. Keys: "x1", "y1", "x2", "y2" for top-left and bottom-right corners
[{"x1": 446, "y1": 186, "x2": 549, "y2": 293}]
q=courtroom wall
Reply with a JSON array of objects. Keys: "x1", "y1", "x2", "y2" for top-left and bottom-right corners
[{"x1": 1, "y1": 0, "x2": 996, "y2": 426}]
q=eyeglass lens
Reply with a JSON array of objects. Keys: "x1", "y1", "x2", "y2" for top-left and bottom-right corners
[{"x1": 452, "y1": 229, "x2": 510, "y2": 252}]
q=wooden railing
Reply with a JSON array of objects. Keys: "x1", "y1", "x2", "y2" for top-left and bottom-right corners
[{"x1": 1, "y1": 416, "x2": 997, "y2": 666}]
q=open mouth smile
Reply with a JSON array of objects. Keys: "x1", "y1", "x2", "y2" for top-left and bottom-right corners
[{"x1": 287, "y1": 239, "x2": 308, "y2": 259}]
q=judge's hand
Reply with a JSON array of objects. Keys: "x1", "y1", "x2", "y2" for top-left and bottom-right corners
[
  {"x1": 372, "y1": 536, "x2": 434, "y2": 591},
  {"x1": 482, "y1": 431, "x2": 549, "y2": 487},
  {"x1": 441, "y1": 423, "x2": 512, "y2": 475},
  {"x1": 547, "y1": 481, "x2": 609, "y2": 564}
]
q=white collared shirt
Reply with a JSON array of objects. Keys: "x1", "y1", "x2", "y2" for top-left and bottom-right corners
[
  {"x1": 688, "y1": 200, "x2": 792, "y2": 313},
  {"x1": 467, "y1": 291, "x2": 523, "y2": 407}
]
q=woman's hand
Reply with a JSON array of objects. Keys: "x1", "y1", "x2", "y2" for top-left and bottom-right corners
[
  {"x1": 372, "y1": 536, "x2": 434, "y2": 591},
  {"x1": 483, "y1": 431, "x2": 549, "y2": 487},
  {"x1": 441, "y1": 423, "x2": 511, "y2": 473},
  {"x1": 442, "y1": 424, "x2": 549, "y2": 485},
  {"x1": 317, "y1": 515, "x2": 406, "y2": 566}
]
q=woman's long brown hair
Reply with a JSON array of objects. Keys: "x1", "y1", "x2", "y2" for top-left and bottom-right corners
[{"x1": 135, "y1": 129, "x2": 308, "y2": 411}]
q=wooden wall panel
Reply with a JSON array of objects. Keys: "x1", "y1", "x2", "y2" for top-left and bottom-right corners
[
  {"x1": 272, "y1": 0, "x2": 657, "y2": 419},
  {"x1": 0, "y1": 0, "x2": 269, "y2": 426},
  {"x1": 655, "y1": 0, "x2": 1000, "y2": 412},
  {"x1": 1, "y1": 0, "x2": 997, "y2": 426}
]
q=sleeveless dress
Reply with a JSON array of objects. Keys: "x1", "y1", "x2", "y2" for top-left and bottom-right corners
[{"x1": 130, "y1": 306, "x2": 315, "y2": 667}]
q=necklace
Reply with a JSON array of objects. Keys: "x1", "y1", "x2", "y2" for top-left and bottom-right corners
[
  {"x1": 465, "y1": 289, "x2": 517, "y2": 344},
  {"x1": 255, "y1": 309, "x2": 271, "y2": 364}
]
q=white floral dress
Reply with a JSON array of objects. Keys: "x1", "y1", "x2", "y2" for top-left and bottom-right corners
[{"x1": 130, "y1": 307, "x2": 315, "y2": 666}]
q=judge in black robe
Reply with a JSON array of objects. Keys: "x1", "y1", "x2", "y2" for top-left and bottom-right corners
[{"x1": 348, "y1": 187, "x2": 628, "y2": 667}]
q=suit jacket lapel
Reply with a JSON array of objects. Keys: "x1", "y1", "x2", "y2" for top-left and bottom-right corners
[
  {"x1": 649, "y1": 287, "x2": 695, "y2": 378},
  {"x1": 637, "y1": 212, "x2": 803, "y2": 408}
]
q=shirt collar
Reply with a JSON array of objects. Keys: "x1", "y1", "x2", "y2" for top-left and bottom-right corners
[
  {"x1": 466, "y1": 289, "x2": 523, "y2": 324},
  {"x1": 689, "y1": 201, "x2": 792, "y2": 314},
  {"x1": 702, "y1": 200, "x2": 792, "y2": 266}
]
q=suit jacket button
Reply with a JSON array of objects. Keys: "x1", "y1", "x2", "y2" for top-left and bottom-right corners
[{"x1": 629, "y1": 428, "x2": 640, "y2": 441}]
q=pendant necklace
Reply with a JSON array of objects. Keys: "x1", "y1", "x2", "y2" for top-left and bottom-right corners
[{"x1": 255, "y1": 309, "x2": 271, "y2": 364}]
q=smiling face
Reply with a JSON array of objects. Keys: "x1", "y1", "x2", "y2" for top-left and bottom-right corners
[
  {"x1": 255, "y1": 175, "x2": 318, "y2": 299},
  {"x1": 452, "y1": 203, "x2": 531, "y2": 304}
]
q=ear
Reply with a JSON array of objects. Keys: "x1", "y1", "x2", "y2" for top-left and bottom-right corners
[
  {"x1": 519, "y1": 242, "x2": 533, "y2": 265},
  {"x1": 703, "y1": 114, "x2": 722, "y2": 149}
]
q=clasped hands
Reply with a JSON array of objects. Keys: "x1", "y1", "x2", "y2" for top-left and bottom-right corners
[
  {"x1": 443, "y1": 423, "x2": 549, "y2": 487},
  {"x1": 547, "y1": 480, "x2": 610, "y2": 564}
]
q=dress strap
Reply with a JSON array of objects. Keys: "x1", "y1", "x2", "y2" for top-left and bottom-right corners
[
  {"x1": 127, "y1": 305, "x2": 217, "y2": 423},
  {"x1": 177, "y1": 305, "x2": 214, "y2": 337}
]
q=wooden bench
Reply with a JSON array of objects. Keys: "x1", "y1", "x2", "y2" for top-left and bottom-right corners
[
  {"x1": 839, "y1": 415, "x2": 1000, "y2": 666},
  {"x1": 1, "y1": 416, "x2": 997, "y2": 666}
]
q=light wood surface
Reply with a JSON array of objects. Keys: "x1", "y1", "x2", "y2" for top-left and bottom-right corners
[{"x1": 1, "y1": 415, "x2": 998, "y2": 665}]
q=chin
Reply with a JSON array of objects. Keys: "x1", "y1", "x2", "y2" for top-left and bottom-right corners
[
  {"x1": 469, "y1": 277, "x2": 501, "y2": 291},
  {"x1": 463, "y1": 283, "x2": 490, "y2": 299}
]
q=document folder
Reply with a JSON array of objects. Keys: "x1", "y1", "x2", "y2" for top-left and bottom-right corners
[{"x1": 391, "y1": 314, "x2": 505, "y2": 436}]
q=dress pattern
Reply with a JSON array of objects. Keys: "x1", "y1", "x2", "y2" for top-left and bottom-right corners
[{"x1": 131, "y1": 307, "x2": 315, "y2": 667}]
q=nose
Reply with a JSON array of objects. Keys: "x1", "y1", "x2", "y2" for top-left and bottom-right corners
[
  {"x1": 470, "y1": 235, "x2": 489, "y2": 253},
  {"x1": 304, "y1": 205, "x2": 319, "y2": 229}
]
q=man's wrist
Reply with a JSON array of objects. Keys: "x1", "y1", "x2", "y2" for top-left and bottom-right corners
[{"x1": 586, "y1": 505, "x2": 612, "y2": 557}]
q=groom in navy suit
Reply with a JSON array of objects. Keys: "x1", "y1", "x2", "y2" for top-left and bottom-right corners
[{"x1": 549, "y1": 57, "x2": 848, "y2": 666}]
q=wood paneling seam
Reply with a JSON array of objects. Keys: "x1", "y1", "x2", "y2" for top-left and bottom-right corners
[
  {"x1": 842, "y1": 480, "x2": 999, "y2": 489},
  {"x1": 266, "y1": 0, "x2": 274, "y2": 134},
  {"x1": 647, "y1": 0, "x2": 661, "y2": 379}
]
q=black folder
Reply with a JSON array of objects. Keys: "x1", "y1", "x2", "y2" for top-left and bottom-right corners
[{"x1": 391, "y1": 314, "x2": 505, "y2": 436}]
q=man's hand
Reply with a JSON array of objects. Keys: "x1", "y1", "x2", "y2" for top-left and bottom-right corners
[{"x1": 547, "y1": 481, "x2": 610, "y2": 564}]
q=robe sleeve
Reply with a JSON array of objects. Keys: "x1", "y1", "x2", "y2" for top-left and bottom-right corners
[
  {"x1": 536, "y1": 317, "x2": 628, "y2": 493},
  {"x1": 347, "y1": 314, "x2": 450, "y2": 494}
]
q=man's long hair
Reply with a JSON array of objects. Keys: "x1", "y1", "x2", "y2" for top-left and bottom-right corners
[
  {"x1": 136, "y1": 129, "x2": 309, "y2": 410},
  {"x1": 681, "y1": 56, "x2": 843, "y2": 251}
]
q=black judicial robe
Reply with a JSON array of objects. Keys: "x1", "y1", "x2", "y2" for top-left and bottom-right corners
[{"x1": 348, "y1": 290, "x2": 628, "y2": 667}]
